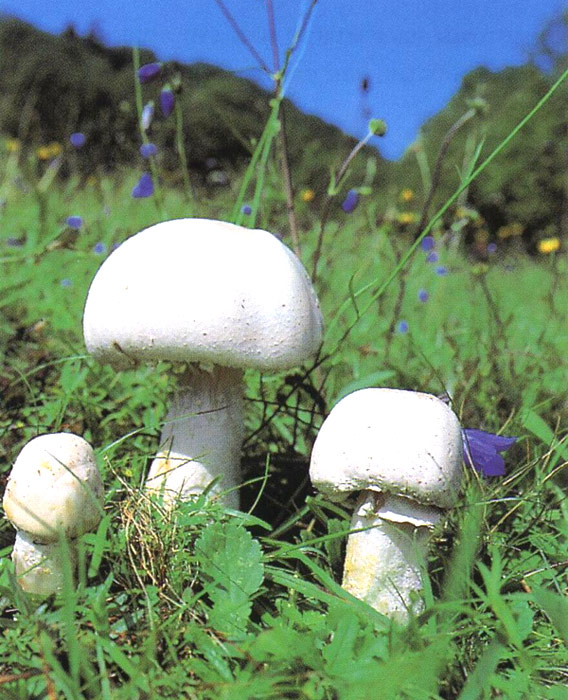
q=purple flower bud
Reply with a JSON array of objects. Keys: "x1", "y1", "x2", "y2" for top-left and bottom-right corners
[
  {"x1": 396, "y1": 320, "x2": 409, "y2": 334},
  {"x1": 140, "y1": 143, "x2": 158, "y2": 158},
  {"x1": 435, "y1": 265, "x2": 448, "y2": 276},
  {"x1": 418, "y1": 289, "x2": 429, "y2": 302},
  {"x1": 420, "y1": 235, "x2": 435, "y2": 251},
  {"x1": 61, "y1": 278, "x2": 72, "y2": 288},
  {"x1": 426, "y1": 251, "x2": 439, "y2": 263},
  {"x1": 93, "y1": 242, "x2": 107, "y2": 255},
  {"x1": 69, "y1": 132, "x2": 86, "y2": 148},
  {"x1": 131, "y1": 172, "x2": 154, "y2": 198},
  {"x1": 66, "y1": 216, "x2": 83, "y2": 230},
  {"x1": 487, "y1": 242, "x2": 498, "y2": 254},
  {"x1": 463, "y1": 428, "x2": 517, "y2": 477},
  {"x1": 138, "y1": 62, "x2": 161, "y2": 84},
  {"x1": 241, "y1": 204, "x2": 252, "y2": 215},
  {"x1": 160, "y1": 88, "x2": 175, "y2": 118},
  {"x1": 341, "y1": 189, "x2": 359, "y2": 214},
  {"x1": 141, "y1": 101, "x2": 154, "y2": 131}
]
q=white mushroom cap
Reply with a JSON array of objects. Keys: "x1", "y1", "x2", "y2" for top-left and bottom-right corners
[
  {"x1": 3, "y1": 433, "x2": 104, "y2": 543},
  {"x1": 83, "y1": 218, "x2": 324, "y2": 371},
  {"x1": 11, "y1": 531, "x2": 77, "y2": 596},
  {"x1": 310, "y1": 388, "x2": 463, "y2": 509}
]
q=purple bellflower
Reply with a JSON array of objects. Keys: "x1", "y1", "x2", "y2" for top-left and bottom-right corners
[
  {"x1": 138, "y1": 62, "x2": 162, "y2": 84},
  {"x1": 141, "y1": 101, "x2": 154, "y2": 131},
  {"x1": 397, "y1": 320, "x2": 409, "y2": 334},
  {"x1": 463, "y1": 428, "x2": 517, "y2": 477},
  {"x1": 160, "y1": 87, "x2": 175, "y2": 118},
  {"x1": 140, "y1": 143, "x2": 158, "y2": 158},
  {"x1": 241, "y1": 204, "x2": 252, "y2": 215},
  {"x1": 426, "y1": 251, "x2": 439, "y2": 263},
  {"x1": 341, "y1": 189, "x2": 359, "y2": 213},
  {"x1": 69, "y1": 132, "x2": 86, "y2": 148},
  {"x1": 66, "y1": 216, "x2": 83, "y2": 230},
  {"x1": 420, "y1": 236, "x2": 435, "y2": 252},
  {"x1": 131, "y1": 172, "x2": 154, "y2": 198}
]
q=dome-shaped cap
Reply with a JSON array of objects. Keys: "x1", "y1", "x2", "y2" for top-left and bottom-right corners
[
  {"x1": 3, "y1": 433, "x2": 104, "y2": 543},
  {"x1": 83, "y1": 218, "x2": 324, "y2": 371},
  {"x1": 310, "y1": 388, "x2": 463, "y2": 509}
]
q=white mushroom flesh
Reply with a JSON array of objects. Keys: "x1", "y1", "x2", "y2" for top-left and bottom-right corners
[
  {"x1": 145, "y1": 365, "x2": 244, "y2": 508},
  {"x1": 342, "y1": 492, "x2": 440, "y2": 623},
  {"x1": 11, "y1": 530, "x2": 77, "y2": 597}
]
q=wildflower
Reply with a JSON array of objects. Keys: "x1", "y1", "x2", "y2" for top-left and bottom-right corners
[
  {"x1": 400, "y1": 188, "x2": 414, "y2": 203},
  {"x1": 61, "y1": 278, "x2": 72, "y2": 288},
  {"x1": 138, "y1": 62, "x2": 162, "y2": 84},
  {"x1": 140, "y1": 143, "x2": 158, "y2": 158},
  {"x1": 5, "y1": 138, "x2": 20, "y2": 153},
  {"x1": 420, "y1": 236, "x2": 435, "y2": 252},
  {"x1": 397, "y1": 212, "x2": 416, "y2": 225},
  {"x1": 37, "y1": 142, "x2": 62, "y2": 160},
  {"x1": 537, "y1": 237, "x2": 560, "y2": 254},
  {"x1": 241, "y1": 204, "x2": 252, "y2": 215},
  {"x1": 141, "y1": 101, "x2": 154, "y2": 131},
  {"x1": 131, "y1": 172, "x2": 154, "y2": 198},
  {"x1": 69, "y1": 132, "x2": 86, "y2": 148},
  {"x1": 487, "y1": 242, "x2": 498, "y2": 254},
  {"x1": 435, "y1": 266, "x2": 448, "y2": 276},
  {"x1": 300, "y1": 188, "x2": 315, "y2": 203},
  {"x1": 418, "y1": 289, "x2": 429, "y2": 302},
  {"x1": 463, "y1": 428, "x2": 517, "y2": 477},
  {"x1": 66, "y1": 216, "x2": 83, "y2": 230},
  {"x1": 160, "y1": 86, "x2": 175, "y2": 118},
  {"x1": 93, "y1": 242, "x2": 107, "y2": 255},
  {"x1": 396, "y1": 320, "x2": 409, "y2": 334},
  {"x1": 426, "y1": 251, "x2": 439, "y2": 263},
  {"x1": 497, "y1": 222, "x2": 524, "y2": 240},
  {"x1": 341, "y1": 189, "x2": 359, "y2": 213}
]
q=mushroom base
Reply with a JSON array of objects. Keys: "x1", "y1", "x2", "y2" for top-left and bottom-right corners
[
  {"x1": 145, "y1": 364, "x2": 244, "y2": 508},
  {"x1": 12, "y1": 531, "x2": 77, "y2": 596},
  {"x1": 342, "y1": 491, "x2": 440, "y2": 623}
]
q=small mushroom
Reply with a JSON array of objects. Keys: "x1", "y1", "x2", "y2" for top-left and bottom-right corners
[
  {"x1": 83, "y1": 218, "x2": 323, "y2": 508},
  {"x1": 2, "y1": 433, "x2": 104, "y2": 595},
  {"x1": 309, "y1": 388, "x2": 463, "y2": 622}
]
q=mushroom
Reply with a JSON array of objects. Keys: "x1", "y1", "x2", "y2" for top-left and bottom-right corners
[
  {"x1": 83, "y1": 218, "x2": 323, "y2": 508},
  {"x1": 2, "y1": 433, "x2": 104, "y2": 595},
  {"x1": 309, "y1": 388, "x2": 463, "y2": 622}
]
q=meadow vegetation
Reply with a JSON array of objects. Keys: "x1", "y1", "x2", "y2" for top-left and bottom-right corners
[{"x1": 0, "y1": 7, "x2": 567, "y2": 699}]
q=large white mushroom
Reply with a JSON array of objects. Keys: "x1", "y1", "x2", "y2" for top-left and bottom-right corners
[
  {"x1": 310, "y1": 388, "x2": 463, "y2": 622},
  {"x1": 2, "y1": 433, "x2": 104, "y2": 595},
  {"x1": 83, "y1": 218, "x2": 323, "y2": 508}
]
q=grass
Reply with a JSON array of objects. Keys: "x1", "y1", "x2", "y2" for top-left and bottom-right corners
[{"x1": 1, "y1": 37, "x2": 568, "y2": 700}]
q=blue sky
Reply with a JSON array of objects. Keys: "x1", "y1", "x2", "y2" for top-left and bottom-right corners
[{"x1": 2, "y1": 1, "x2": 565, "y2": 159}]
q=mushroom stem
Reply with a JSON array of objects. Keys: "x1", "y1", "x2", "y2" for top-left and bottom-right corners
[
  {"x1": 145, "y1": 364, "x2": 245, "y2": 508},
  {"x1": 342, "y1": 491, "x2": 441, "y2": 622},
  {"x1": 12, "y1": 531, "x2": 77, "y2": 596}
]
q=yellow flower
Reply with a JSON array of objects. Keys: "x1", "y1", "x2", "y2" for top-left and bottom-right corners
[
  {"x1": 399, "y1": 188, "x2": 414, "y2": 203},
  {"x1": 36, "y1": 142, "x2": 62, "y2": 160},
  {"x1": 36, "y1": 145, "x2": 51, "y2": 160},
  {"x1": 497, "y1": 222, "x2": 524, "y2": 239},
  {"x1": 300, "y1": 188, "x2": 315, "y2": 203},
  {"x1": 5, "y1": 138, "x2": 20, "y2": 153},
  {"x1": 397, "y1": 211, "x2": 416, "y2": 225},
  {"x1": 537, "y1": 237, "x2": 560, "y2": 254}
]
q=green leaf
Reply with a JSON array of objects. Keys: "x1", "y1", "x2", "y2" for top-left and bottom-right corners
[
  {"x1": 532, "y1": 586, "x2": 568, "y2": 645},
  {"x1": 195, "y1": 521, "x2": 264, "y2": 638}
]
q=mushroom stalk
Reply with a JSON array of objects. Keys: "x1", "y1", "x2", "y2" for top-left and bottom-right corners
[
  {"x1": 12, "y1": 531, "x2": 77, "y2": 597},
  {"x1": 145, "y1": 365, "x2": 244, "y2": 508},
  {"x1": 342, "y1": 492, "x2": 441, "y2": 622}
]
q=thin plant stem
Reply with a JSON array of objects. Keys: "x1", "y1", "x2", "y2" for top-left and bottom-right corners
[
  {"x1": 212, "y1": 0, "x2": 270, "y2": 74},
  {"x1": 385, "y1": 107, "x2": 476, "y2": 358},
  {"x1": 132, "y1": 47, "x2": 165, "y2": 217},
  {"x1": 174, "y1": 98, "x2": 194, "y2": 209},
  {"x1": 311, "y1": 128, "x2": 376, "y2": 283}
]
